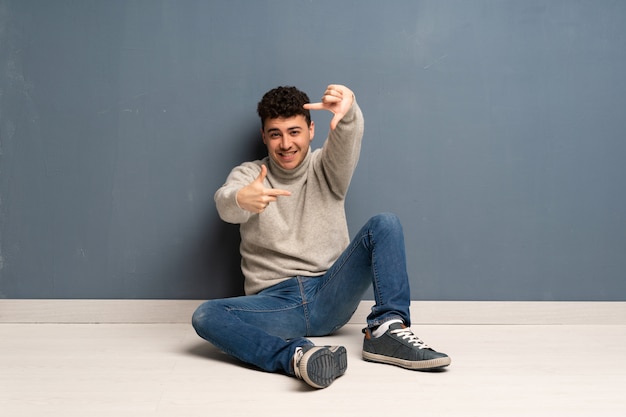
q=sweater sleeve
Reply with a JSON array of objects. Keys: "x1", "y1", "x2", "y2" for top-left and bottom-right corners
[
  {"x1": 214, "y1": 161, "x2": 263, "y2": 224},
  {"x1": 318, "y1": 99, "x2": 365, "y2": 198}
]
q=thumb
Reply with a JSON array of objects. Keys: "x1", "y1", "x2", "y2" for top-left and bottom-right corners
[{"x1": 255, "y1": 164, "x2": 268, "y2": 183}]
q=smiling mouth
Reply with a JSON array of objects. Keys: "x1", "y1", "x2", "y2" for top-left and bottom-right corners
[{"x1": 279, "y1": 151, "x2": 297, "y2": 160}]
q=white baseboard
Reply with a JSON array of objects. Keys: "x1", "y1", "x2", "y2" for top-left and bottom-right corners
[
  {"x1": 0, "y1": 300, "x2": 625, "y2": 325},
  {"x1": 0, "y1": 300, "x2": 201, "y2": 324},
  {"x1": 354, "y1": 301, "x2": 626, "y2": 325}
]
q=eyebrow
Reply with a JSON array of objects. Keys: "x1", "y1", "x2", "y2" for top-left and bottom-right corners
[{"x1": 267, "y1": 126, "x2": 302, "y2": 133}]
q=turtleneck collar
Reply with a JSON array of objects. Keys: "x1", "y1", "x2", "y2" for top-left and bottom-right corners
[{"x1": 267, "y1": 146, "x2": 312, "y2": 184}]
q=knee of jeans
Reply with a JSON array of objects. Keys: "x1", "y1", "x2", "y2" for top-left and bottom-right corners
[
  {"x1": 191, "y1": 307, "x2": 204, "y2": 332},
  {"x1": 371, "y1": 212, "x2": 402, "y2": 232},
  {"x1": 191, "y1": 301, "x2": 218, "y2": 333}
]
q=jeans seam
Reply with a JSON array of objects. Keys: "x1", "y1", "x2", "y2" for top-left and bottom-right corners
[
  {"x1": 318, "y1": 227, "x2": 367, "y2": 293},
  {"x1": 369, "y1": 229, "x2": 387, "y2": 307},
  {"x1": 296, "y1": 276, "x2": 311, "y2": 335},
  {"x1": 322, "y1": 226, "x2": 387, "y2": 308},
  {"x1": 225, "y1": 302, "x2": 302, "y2": 314}
]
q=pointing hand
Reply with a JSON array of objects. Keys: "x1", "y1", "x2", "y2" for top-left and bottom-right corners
[{"x1": 236, "y1": 165, "x2": 291, "y2": 213}]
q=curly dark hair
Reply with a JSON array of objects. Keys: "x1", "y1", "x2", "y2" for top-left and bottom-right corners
[{"x1": 257, "y1": 86, "x2": 311, "y2": 128}]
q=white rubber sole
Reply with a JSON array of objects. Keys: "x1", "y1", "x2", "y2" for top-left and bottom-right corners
[
  {"x1": 299, "y1": 346, "x2": 348, "y2": 389},
  {"x1": 362, "y1": 351, "x2": 451, "y2": 370}
]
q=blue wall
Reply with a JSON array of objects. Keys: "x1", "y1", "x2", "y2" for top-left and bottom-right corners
[{"x1": 1, "y1": 0, "x2": 625, "y2": 300}]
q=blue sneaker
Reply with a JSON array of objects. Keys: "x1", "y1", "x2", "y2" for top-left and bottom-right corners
[
  {"x1": 293, "y1": 345, "x2": 347, "y2": 388},
  {"x1": 363, "y1": 322, "x2": 451, "y2": 370}
]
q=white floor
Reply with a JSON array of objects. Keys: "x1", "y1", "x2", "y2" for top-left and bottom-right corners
[{"x1": 1, "y1": 322, "x2": 625, "y2": 417}]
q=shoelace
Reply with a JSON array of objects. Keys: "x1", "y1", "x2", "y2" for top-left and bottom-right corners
[
  {"x1": 293, "y1": 347, "x2": 303, "y2": 379},
  {"x1": 390, "y1": 328, "x2": 431, "y2": 349}
]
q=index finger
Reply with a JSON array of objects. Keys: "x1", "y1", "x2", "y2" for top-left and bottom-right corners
[
  {"x1": 303, "y1": 102, "x2": 325, "y2": 110},
  {"x1": 265, "y1": 188, "x2": 292, "y2": 197}
]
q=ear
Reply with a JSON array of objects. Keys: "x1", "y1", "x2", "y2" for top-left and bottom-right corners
[
  {"x1": 261, "y1": 127, "x2": 267, "y2": 144},
  {"x1": 309, "y1": 121, "x2": 315, "y2": 142}
]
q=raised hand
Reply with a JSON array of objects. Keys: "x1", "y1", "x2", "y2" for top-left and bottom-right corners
[
  {"x1": 303, "y1": 84, "x2": 354, "y2": 130},
  {"x1": 236, "y1": 164, "x2": 291, "y2": 213}
]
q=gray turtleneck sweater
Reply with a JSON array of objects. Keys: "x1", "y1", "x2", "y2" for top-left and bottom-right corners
[{"x1": 215, "y1": 100, "x2": 364, "y2": 295}]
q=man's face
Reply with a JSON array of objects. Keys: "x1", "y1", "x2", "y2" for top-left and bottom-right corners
[{"x1": 262, "y1": 115, "x2": 315, "y2": 171}]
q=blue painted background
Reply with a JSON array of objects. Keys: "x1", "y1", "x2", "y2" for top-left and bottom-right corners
[{"x1": 1, "y1": 1, "x2": 625, "y2": 300}]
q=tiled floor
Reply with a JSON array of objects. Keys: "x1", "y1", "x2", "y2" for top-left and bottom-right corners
[{"x1": 1, "y1": 322, "x2": 625, "y2": 416}]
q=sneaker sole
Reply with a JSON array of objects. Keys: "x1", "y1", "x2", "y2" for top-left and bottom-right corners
[
  {"x1": 362, "y1": 351, "x2": 451, "y2": 370},
  {"x1": 299, "y1": 346, "x2": 347, "y2": 389}
]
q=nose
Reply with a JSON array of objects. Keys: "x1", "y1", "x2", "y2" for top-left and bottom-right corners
[{"x1": 280, "y1": 135, "x2": 291, "y2": 150}]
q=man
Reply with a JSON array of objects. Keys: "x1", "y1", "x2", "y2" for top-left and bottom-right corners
[{"x1": 192, "y1": 84, "x2": 450, "y2": 389}]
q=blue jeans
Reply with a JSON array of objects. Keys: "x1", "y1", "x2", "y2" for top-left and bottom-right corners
[{"x1": 192, "y1": 213, "x2": 411, "y2": 375}]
